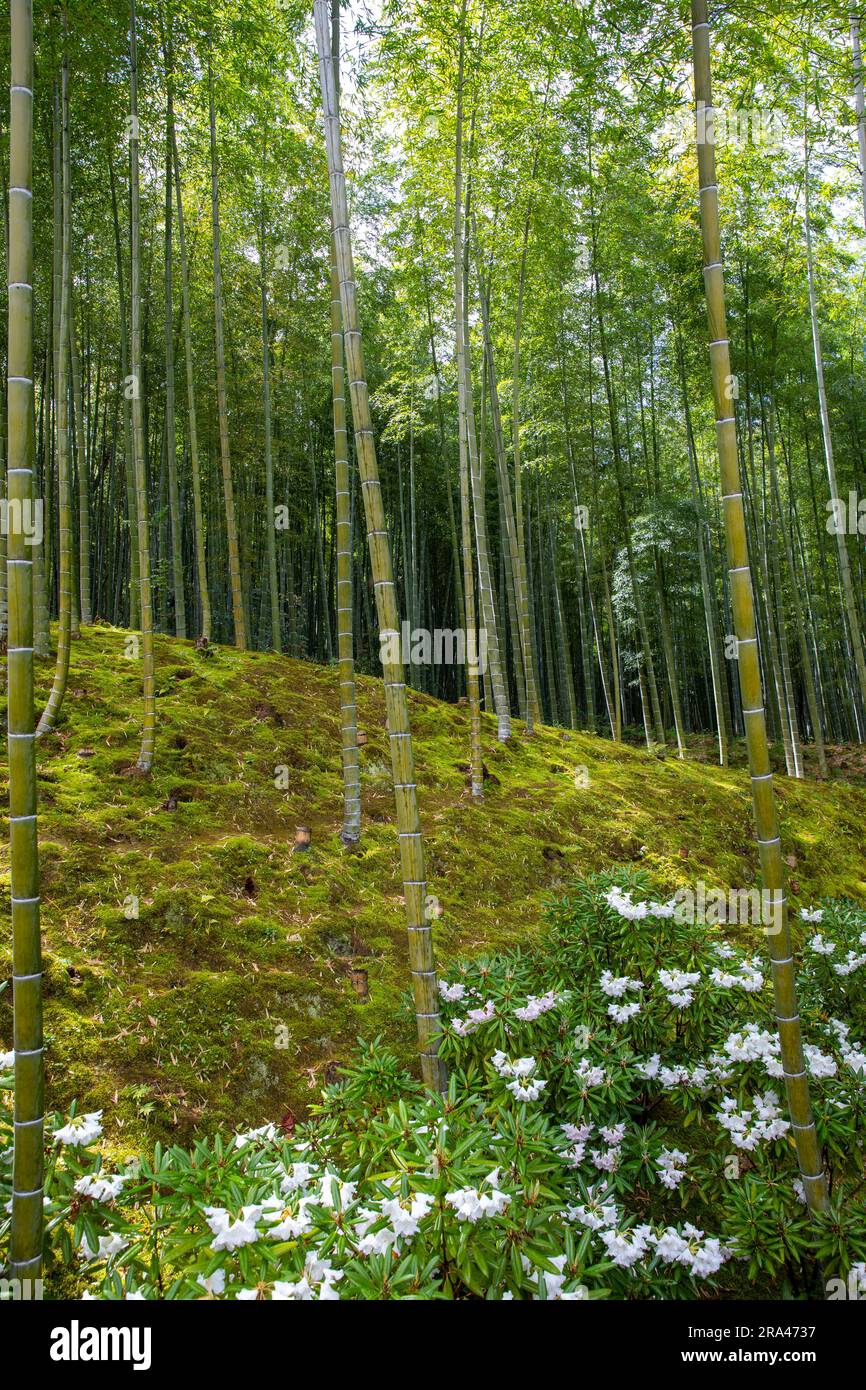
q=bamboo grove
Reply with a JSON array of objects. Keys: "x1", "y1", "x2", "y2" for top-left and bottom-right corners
[
  {"x1": 5, "y1": 0, "x2": 866, "y2": 1265},
  {"x1": 1, "y1": 0, "x2": 865, "y2": 775}
]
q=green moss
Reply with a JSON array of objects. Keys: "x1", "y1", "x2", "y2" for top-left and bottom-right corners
[{"x1": 1, "y1": 622, "x2": 865, "y2": 1146}]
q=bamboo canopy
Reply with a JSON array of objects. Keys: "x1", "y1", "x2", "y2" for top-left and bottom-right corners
[{"x1": 690, "y1": 0, "x2": 828, "y2": 1216}]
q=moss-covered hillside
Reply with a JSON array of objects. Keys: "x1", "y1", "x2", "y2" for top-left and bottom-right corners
[{"x1": 1, "y1": 625, "x2": 865, "y2": 1148}]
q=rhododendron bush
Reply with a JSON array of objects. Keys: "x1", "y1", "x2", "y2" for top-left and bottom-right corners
[{"x1": 2, "y1": 872, "x2": 864, "y2": 1300}]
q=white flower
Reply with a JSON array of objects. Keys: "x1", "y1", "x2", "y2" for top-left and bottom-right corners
[
  {"x1": 599, "y1": 970, "x2": 643, "y2": 998},
  {"x1": 446, "y1": 1184, "x2": 510, "y2": 1222},
  {"x1": 804, "y1": 1045, "x2": 837, "y2": 1079},
  {"x1": 800, "y1": 907, "x2": 824, "y2": 923},
  {"x1": 833, "y1": 951, "x2": 866, "y2": 977},
  {"x1": 280, "y1": 1161, "x2": 317, "y2": 1193},
  {"x1": 317, "y1": 1173, "x2": 357, "y2": 1209},
  {"x1": 506, "y1": 1077, "x2": 547, "y2": 1102},
  {"x1": 591, "y1": 1146, "x2": 621, "y2": 1172},
  {"x1": 716, "y1": 1090, "x2": 790, "y2": 1150},
  {"x1": 710, "y1": 959, "x2": 764, "y2": 993},
  {"x1": 567, "y1": 1186, "x2": 619, "y2": 1230},
  {"x1": 0, "y1": 1050, "x2": 14, "y2": 1072},
  {"x1": 439, "y1": 981, "x2": 466, "y2": 1002},
  {"x1": 650, "y1": 1224, "x2": 730, "y2": 1278},
  {"x1": 658, "y1": 969, "x2": 700, "y2": 1008},
  {"x1": 514, "y1": 990, "x2": 558, "y2": 1022},
  {"x1": 234, "y1": 1124, "x2": 277, "y2": 1149},
  {"x1": 599, "y1": 1122, "x2": 626, "y2": 1145},
  {"x1": 809, "y1": 933, "x2": 836, "y2": 955},
  {"x1": 54, "y1": 1111, "x2": 103, "y2": 1147},
  {"x1": 574, "y1": 1056, "x2": 608, "y2": 1087},
  {"x1": 599, "y1": 1224, "x2": 652, "y2": 1269},
  {"x1": 636, "y1": 1054, "x2": 660, "y2": 1080},
  {"x1": 380, "y1": 1192, "x2": 434, "y2": 1239},
  {"x1": 204, "y1": 1204, "x2": 263, "y2": 1251},
  {"x1": 561, "y1": 1121, "x2": 594, "y2": 1144},
  {"x1": 261, "y1": 1193, "x2": 315, "y2": 1239},
  {"x1": 80, "y1": 1232, "x2": 128, "y2": 1263},
  {"x1": 607, "y1": 1001, "x2": 641, "y2": 1024},
  {"x1": 451, "y1": 999, "x2": 495, "y2": 1035},
  {"x1": 656, "y1": 1148, "x2": 689, "y2": 1189},
  {"x1": 648, "y1": 898, "x2": 678, "y2": 919},
  {"x1": 197, "y1": 1269, "x2": 227, "y2": 1296},
  {"x1": 74, "y1": 1173, "x2": 126, "y2": 1203},
  {"x1": 604, "y1": 888, "x2": 649, "y2": 920},
  {"x1": 492, "y1": 1051, "x2": 537, "y2": 1079}
]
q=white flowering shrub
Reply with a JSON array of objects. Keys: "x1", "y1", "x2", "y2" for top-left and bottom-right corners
[{"x1": 1, "y1": 872, "x2": 864, "y2": 1300}]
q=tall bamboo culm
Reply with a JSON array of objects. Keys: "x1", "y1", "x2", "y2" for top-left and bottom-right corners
[
  {"x1": 172, "y1": 127, "x2": 210, "y2": 640},
  {"x1": 330, "y1": 0, "x2": 361, "y2": 844},
  {"x1": 7, "y1": 0, "x2": 44, "y2": 1282},
  {"x1": 208, "y1": 55, "x2": 246, "y2": 651},
  {"x1": 690, "y1": 0, "x2": 827, "y2": 1215},
  {"x1": 130, "y1": 0, "x2": 156, "y2": 772},
  {"x1": 37, "y1": 37, "x2": 72, "y2": 738},
  {"x1": 453, "y1": 12, "x2": 484, "y2": 798},
  {"x1": 314, "y1": 0, "x2": 445, "y2": 1088}
]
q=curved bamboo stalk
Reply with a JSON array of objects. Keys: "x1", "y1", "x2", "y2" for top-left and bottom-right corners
[
  {"x1": 314, "y1": 0, "x2": 445, "y2": 1089},
  {"x1": 690, "y1": 0, "x2": 827, "y2": 1216},
  {"x1": 130, "y1": 0, "x2": 155, "y2": 772},
  {"x1": 7, "y1": 0, "x2": 44, "y2": 1283}
]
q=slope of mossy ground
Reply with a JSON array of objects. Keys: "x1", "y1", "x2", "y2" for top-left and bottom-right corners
[{"x1": 1, "y1": 624, "x2": 865, "y2": 1151}]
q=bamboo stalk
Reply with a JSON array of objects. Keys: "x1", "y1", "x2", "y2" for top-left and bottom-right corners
[
  {"x1": 453, "y1": 7, "x2": 484, "y2": 795},
  {"x1": 130, "y1": 0, "x2": 156, "y2": 772},
  {"x1": 690, "y1": 0, "x2": 827, "y2": 1215},
  {"x1": 208, "y1": 52, "x2": 246, "y2": 651},
  {"x1": 314, "y1": 0, "x2": 445, "y2": 1089},
  {"x1": 163, "y1": 11, "x2": 185, "y2": 639},
  {"x1": 329, "y1": 0, "x2": 361, "y2": 844},
  {"x1": 7, "y1": 0, "x2": 44, "y2": 1283},
  {"x1": 37, "y1": 34, "x2": 72, "y2": 737},
  {"x1": 172, "y1": 128, "x2": 210, "y2": 641}
]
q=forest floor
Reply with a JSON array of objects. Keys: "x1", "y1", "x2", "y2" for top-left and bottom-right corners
[{"x1": 1, "y1": 624, "x2": 865, "y2": 1153}]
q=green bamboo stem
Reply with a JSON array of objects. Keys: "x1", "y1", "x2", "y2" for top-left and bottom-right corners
[
  {"x1": 329, "y1": 1, "x2": 360, "y2": 843},
  {"x1": 7, "y1": 0, "x2": 44, "y2": 1283},
  {"x1": 172, "y1": 128, "x2": 210, "y2": 641},
  {"x1": 69, "y1": 287, "x2": 91, "y2": 626},
  {"x1": 163, "y1": 14, "x2": 185, "y2": 639},
  {"x1": 208, "y1": 55, "x2": 246, "y2": 651},
  {"x1": 37, "y1": 38, "x2": 72, "y2": 738},
  {"x1": 453, "y1": 11, "x2": 484, "y2": 795},
  {"x1": 314, "y1": 0, "x2": 445, "y2": 1089},
  {"x1": 690, "y1": 0, "x2": 827, "y2": 1215},
  {"x1": 130, "y1": 0, "x2": 155, "y2": 772},
  {"x1": 260, "y1": 201, "x2": 281, "y2": 654},
  {"x1": 463, "y1": 228, "x2": 510, "y2": 742}
]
